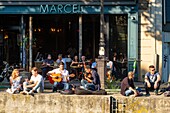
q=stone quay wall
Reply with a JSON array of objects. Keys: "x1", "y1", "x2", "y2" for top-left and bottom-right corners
[
  {"x1": 0, "y1": 93, "x2": 110, "y2": 113},
  {"x1": 0, "y1": 93, "x2": 170, "y2": 113}
]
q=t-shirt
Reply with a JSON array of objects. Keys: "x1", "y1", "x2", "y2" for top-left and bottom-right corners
[
  {"x1": 48, "y1": 68, "x2": 69, "y2": 82},
  {"x1": 30, "y1": 74, "x2": 44, "y2": 91},
  {"x1": 145, "y1": 72, "x2": 160, "y2": 83},
  {"x1": 106, "y1": 61, "x2": 113, "y2": 70}
]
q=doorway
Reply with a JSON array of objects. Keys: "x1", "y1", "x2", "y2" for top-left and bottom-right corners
[{"x1": 109, "y1": 14, "x2": 128, "y2": 78}]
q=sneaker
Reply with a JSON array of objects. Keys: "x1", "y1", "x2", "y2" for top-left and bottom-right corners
[
  {"x1": 154, "y1": 90, "x2": 158, "y2": 95},
  {"x1": 28, "y1": 90, "x2": 34, "y2": 96},
  {"x1": 145, "y1": 93, "x2": 150, "y2": 96},
  {"x1": 20, "y1": 91, "x2": 27, "y2": 95},
  {"x1": 80, "y1": 86, "x2": 85, "y2": 89},
  {"x1": 13, "y1": 90, "x2": 19, "y2": 94},
  {"x1": 6, "y1": 88, "x2": 13, "y2": 94}
]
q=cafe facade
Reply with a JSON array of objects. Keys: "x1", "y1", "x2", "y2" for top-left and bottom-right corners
[{"x1": 0, "y1": 0, "x2": 164, "y2": 82}]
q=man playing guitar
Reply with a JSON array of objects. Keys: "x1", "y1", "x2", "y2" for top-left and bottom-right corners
[
  {"x1": 47, "y1": 62, "x2": 70, "y2": 92},
  {"x1": 80, "y1": 65, "x2": 101, "y2": 91}
]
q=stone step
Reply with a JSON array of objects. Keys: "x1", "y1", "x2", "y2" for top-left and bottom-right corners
[{"x1": 44, "y1": 80, "x2": 53, "y2": 89}]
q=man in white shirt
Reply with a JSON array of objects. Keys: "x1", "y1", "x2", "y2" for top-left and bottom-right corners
[
  {"x1": 22, "y1": 67, "x2": 44, "y2": 94},
  {"x1": 47, "y1": 62, "x2": 70, "y2": 92}
]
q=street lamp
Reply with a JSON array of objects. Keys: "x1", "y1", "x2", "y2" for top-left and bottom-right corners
[
  {"x1": 99, "y1": 0, "x2": 105, "y2": 59},
  {"x1": 96, "y1": 0, "x2": 106, "y2": 89}
]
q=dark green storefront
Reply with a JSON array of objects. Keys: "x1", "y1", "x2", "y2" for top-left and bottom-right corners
[{"x1": 0, "y1": 0, "x2": 138, "y2": 80}]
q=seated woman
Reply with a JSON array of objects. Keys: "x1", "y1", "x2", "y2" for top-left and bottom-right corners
[
  {"x1": 70, "y1": 55, "x2": 79, "y2": 67},
  {"x1": 70, "y1": 55, "x2": 82, "y2": 78},
  {"x1": 6, "y1": 69, "x2": 22, "y2": 94}
]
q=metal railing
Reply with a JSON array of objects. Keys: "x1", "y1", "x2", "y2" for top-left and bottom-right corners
[{"x1": 110, "y1": 96, "x2": 126, "y2": 113}]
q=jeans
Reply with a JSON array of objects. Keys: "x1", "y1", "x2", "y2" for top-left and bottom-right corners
[
  {"x1": 125, "y1": 87, "x2": 141, "y2": 96},
  {"x1": 144, "y1": 81, "x2": 161, "y2": 94},
  {"x1": 32, "y1": 80, "x2": 44, "y2": 93},
  {"x1": 125, "y1": 89, "x2": 134, "y2": 96},
  {"x1": 23, "y1": 81, "x2": 43, "y2": 93},
  {"x1": 81, "y1": 79, "x2": 95, "y2": 91},
  {"x1": 53, "y1": 81, "x2": 69, "y2": 92}
]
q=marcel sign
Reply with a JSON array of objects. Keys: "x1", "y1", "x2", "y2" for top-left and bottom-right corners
[{"x1": 40, "y1": 4, "x2": 83, "y2": 14}]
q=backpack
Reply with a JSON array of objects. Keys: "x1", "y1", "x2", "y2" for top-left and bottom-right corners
[{"x1": 164, "y1": 91, "x2": 170, "y2": 97}]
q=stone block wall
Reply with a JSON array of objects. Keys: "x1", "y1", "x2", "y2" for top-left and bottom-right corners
[
  {"x1": 0, "y1": 93, "x2": 170, "y2": 113},
  {"x1": 0, "y1": 93, "x2": 110, "y2": 113}
]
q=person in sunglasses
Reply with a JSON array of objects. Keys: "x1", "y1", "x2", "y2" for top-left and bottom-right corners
[{"x1": 144, "y1": 65, "x2": 161, "y2": 95}]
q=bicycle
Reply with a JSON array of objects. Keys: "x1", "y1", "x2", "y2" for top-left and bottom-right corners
[{"x1": 0, "y1": 61, "x2": 14, "y2": 82}]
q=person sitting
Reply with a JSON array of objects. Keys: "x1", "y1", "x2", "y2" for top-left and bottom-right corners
[
  {"x1": 91, "y1": 61, "x2": 97, "y2": 72},
  {"x1": 6, "y1": 69, "x2": 22, "y2": 94},
  {"x1": 121, "y1": 71, "x2": 141, "y2": 97},
  {"x1": 106, "y1": 58, "x2": 113, "y2": 81},
  {"x1": 144, "y1": 65, "x2": 161, "y2": 95},
  {"x1": 65, "y1": 54, "x2": 72, "y2": 71},
  {"x1": 80, "y1": 72, "x2": 95, "y2": 91},
  {"x1": 21, "y1": 67, "x2": 44, "y2": 94},
  {"x1": 70, "y1": 55, "x2": 79, "y2": 67},
  {"x1": 56, "y1": 54, "x2": 66, "y2": 69},
  {"x1": 80, "y1": 65, "x2": 101, "y2": 91},
  {"x1": 79, "y1": 55, "x2": 88, "y2": 73},
  {"x1": 47, "y1": 62, "x2": 70, "y2": 92},
  {"x1": 41, "y1": 54, "x2": 54, "y2": 80}
]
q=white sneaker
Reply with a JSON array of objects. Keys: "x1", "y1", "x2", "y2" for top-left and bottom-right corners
[
  {"x1": 6, "y1": 88, "x2": 13, "y2": 94},
  {"x1": 80, "y1": 86, "x2": 85, "y2": 89},
  {"x1": 6, "y1": 88, "x2": 10, "y2": 93},
  {"x1": 28, "y1": 90, "x2": 34, "y2": 96}
]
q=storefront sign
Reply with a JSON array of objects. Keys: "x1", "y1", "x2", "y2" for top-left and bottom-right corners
[{"x1": 40, "y1": 4, "x2": 82, "y2": 14}]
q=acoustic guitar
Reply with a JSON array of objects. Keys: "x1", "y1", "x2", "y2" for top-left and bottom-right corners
[{"x1": 48, "y1": 73, "x2": 75, "y2": 84}]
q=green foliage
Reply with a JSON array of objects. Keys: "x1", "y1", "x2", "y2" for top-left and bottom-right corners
[{"x1": 105, "y1": 79, "x2": 121, "y2": 89}]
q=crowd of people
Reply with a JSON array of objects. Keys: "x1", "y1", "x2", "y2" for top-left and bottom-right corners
[
  {"x1": 6, "y1": 53, "x2": 101, "y2": 95},
  {"x1": 5, "y1": 53, "x2": 170, "y2": 97}
]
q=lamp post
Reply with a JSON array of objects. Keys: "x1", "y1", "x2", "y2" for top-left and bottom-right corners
[
  {"x1": 96, "y1": 0, "x2": 106, "y2": 89},
  {"x1": 99, "y1": 0, "x2": 105, "y2": 59}
]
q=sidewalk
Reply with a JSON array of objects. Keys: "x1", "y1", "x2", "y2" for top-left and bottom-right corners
[{"x1": 0, "y1": 79, "x2": 168, "y2": 95}]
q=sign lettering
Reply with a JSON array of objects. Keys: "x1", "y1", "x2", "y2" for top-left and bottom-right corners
[{"x1": 40, "y1": 4, "x2": 82, "y2": 14}]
